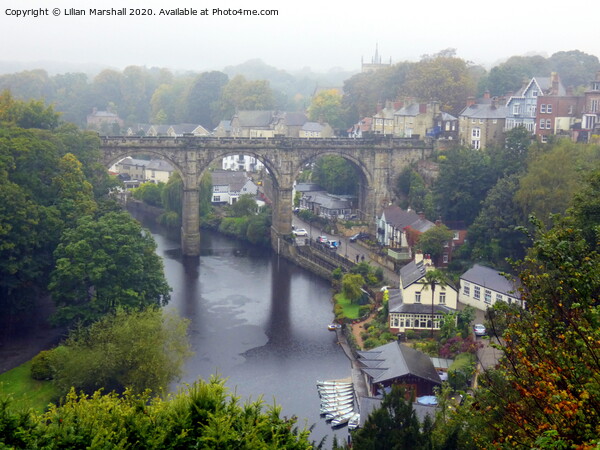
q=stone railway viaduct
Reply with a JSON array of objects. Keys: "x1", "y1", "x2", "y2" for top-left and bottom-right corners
[{"x1": 100, "y1": 136, "x2": 434, "y2": 256}]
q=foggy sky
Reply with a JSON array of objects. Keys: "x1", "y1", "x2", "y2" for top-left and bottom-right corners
[{"x1": 2, "y1": 0, "x2": 599, "y2": 73}]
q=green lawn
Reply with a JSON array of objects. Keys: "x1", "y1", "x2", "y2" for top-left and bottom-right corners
[
  {"x1": 0, "y1": 361, "x2": 58, "y2": 412},
  {"x1": 334, "y1": 293, "x2": 361, "y2": 319}
]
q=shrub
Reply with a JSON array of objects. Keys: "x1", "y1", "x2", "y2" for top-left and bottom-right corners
[
  {"x1": 332, "y1": 267, "x2": 343, "y2": 280},
  {"x1": 30, "y1": 350, "x2": 55, "y2": 380},
  {"x1": 358, "y1": 305, "x2": 372, "y2": 318},
  {"x1": 405, "y1": 329, "x2": 416, "y2": 340}
]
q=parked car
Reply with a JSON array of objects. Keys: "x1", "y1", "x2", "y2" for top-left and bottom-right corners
[
  {"x1": 316, "y1": 236, "x2": 329, "y2": 243},
  {"x1": 293, "y1": 228, "x2": 308, "y2": 237},
  {"x1": 349, "y1": 232, "x2": 369, "y2": 242},
  {"x1": 473, "y1": 323, "x2": 486, "y2": 336},
  {"x1": 326, "y1": 240, "x2": 339, "y2": 250}
]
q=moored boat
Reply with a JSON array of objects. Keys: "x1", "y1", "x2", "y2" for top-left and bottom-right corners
[
  {"x1": 347, "y1": 413, "x2": 360, "y2": 430},
  {"x1": 331, "y1": 411, "x2": 356, "y2": 427}
]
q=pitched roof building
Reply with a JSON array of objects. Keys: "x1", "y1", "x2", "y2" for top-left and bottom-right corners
[{"x1": 459, "y1": 264, "x2": 523, "y2": 310}]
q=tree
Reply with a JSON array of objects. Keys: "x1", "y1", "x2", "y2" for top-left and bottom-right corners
[
  {"x1": 434, "y1": 147, "x2": 496, "y2": 225},
  {"x1": 473, "y1": 207, "x2": 600, "y2": 447},
  {"x1": 416, "y1": 225, "x2": 453, "y2": 264},
  {"x1": 220, "y1": 75, "x2": 275, "y2": 118},
  {"x1": 184, "y1": 71, "x2": 228, "y2": 128},
  {"x1": 312, "y1": 155, "x2": 359, "y2": 195},
  {"x1": 230, "y1": 193, "x2": 257, "y2": 217},
  {"x1": 404, "y1": 53, "x2": 477, "y2": 115},
  {"x1": 416, "y1": 269, "x2": 449, "y2": 338},
  {"x1": 0, "y1": 376, "x2": 313, "y2": 448},
  {"x1": 481, "y1": 55, "x2": 551, "y2": 97},
  {"x1": 341, "y1": 273, "x2": 365, "y2": 304},
  {"x1": 51, "y1": 153, "x2": 96, "y2": 226},
  {"x1": 515, "y1": 140, "x2": 600, "y2": 228},
  {"x1": 132, "y1": 181, "x2": 164, "y2": 207},
  {"x1": 307, "y1": 89, "x2": 344, "y2": 129},
  {"x1": 466, "y1": 174, "x2": 528, "y2": 268},
  {"x1": 49, "y1": 212, "x2": 171, "y2": 326},
  {"x1": 548, "y1": 50, "x2": 600, "y2": 89},
  {"x1": 50, "y1": 308, "x2": 191, "y2": 395},
  {"x1": 351, "y1": 385, "x2": 430, "y2": 449}
]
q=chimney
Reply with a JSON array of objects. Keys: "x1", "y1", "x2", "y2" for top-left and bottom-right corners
[
  {"x1": 419, "y1": 104, "x2": 427, "y2": 114},
  {"x1": 491, "y1": 97, "x2": 498, "y2": 109},
  {"x1": 415, "y1": 251, "x2": 424, "y2": 264},
  {"x1": 466, "y1": 96, "x2": 476, "y2": 107},
  {"x1": 483, "y1": 90, "x2": 490, "y2": 100},
  {"x1": 551, "y1": 72, "x2": 560, "y2": 96},
  {"x1": 418, "y1": 211, "x2": 425, "y2": 220}
]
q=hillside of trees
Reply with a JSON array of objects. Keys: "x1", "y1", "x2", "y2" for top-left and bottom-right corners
[{"x1": 0, "y1": 49, "x2": 598, "y2": 132}]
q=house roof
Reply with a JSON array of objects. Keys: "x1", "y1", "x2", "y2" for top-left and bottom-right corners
[
  {"x1": 211, "y1": 170, "x2": 251, "y2": 191},
  {"x1": 459, "y1": 103, "x2": 508, "y2": 119},
  {"x1": 146, "y1": 159, "x2": 174, "y2": 172},
  {"x1": 119, "y1": 157, "x2": 151, "y2": 167},
  {"x1": 439, "y1": 112, "x2": 457, "y2": 121},
  {"x1": 394, "y1": 104, "x2": 421, "y2": 117},
  {"x1": 381, "y1": 206, "x2": 434, "y2": 233},
  {"x1": 235, "y1": 110, "x2": 274, "y2": 127},
  {"x1": 357, "y1": 341, "x2": 442, "y2": 386},
  {"x1": 280, "y1": 112, "x2": 308, "y2": 126},
  {"x1": 460, "y1": 264, "x2": 521, "y2": 298},
  {"x1": 295, "y1": 183, "x2": 325, "y2": 193},
  {"x1": 215, "y1": 120, "x2": 232, "y2": 132},
  {"x1": 310, "y1": 192, "x2": 352, "y2": 209},
  {"x1": 399, "y1": 260, "x2": 427, "y2": 288},
  {"x1": 168, "y1": 124, "x2": 209, "y2": 135},
  {"x1": 302, "y1": 122, "x2": 326, "y2": 132}
]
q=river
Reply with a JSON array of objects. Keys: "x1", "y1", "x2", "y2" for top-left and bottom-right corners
[{"x1": 131, "y1": 210, "x2": 352, "y2": 447}]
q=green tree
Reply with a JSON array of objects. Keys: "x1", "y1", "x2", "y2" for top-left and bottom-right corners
[
  {"x1": 184, "y1": 71, "x2": 228, "y2": 127},
  {"x1": 404, "y1": 51, "x2": 477, "y2": 115},
  {"x1": 467, "y1": 174, "x2": 528, "y2": 268},
  {"x1": 481, "y1": 55, "x2": 551, "y2": 97},
  {"x1": 132, "y1": 181, "x2": 164, "y2": 207},
  {"x1": 307, "y1": 89, "x2": 344, "y2": 129},
  {"x1": 415, "y1": 269, "x2": 449, "y2": 338},
  {"x1": 341, "y1": 273, "x2": 365, "y2": 304},
  {"x1": 515, "y1": 140, "x2": 600, "y2": 227},
  {"x1": 51, "y1": 153, "x2": 96, "y2": 226},
  {"x1": 351, "y1": 385, "x2": 430, "y2": 449},
  {"x1": 49, "y1": 212, "x2": 171, "y2": 326},
  {"x1": 50, "y1": 308, "x2": 191, "y2": 395},
  {"x1": 548, "y1": 50, "x2": 600, "y2": 89},
  {"x1": 312, "y1": 155, "x2": 359, "y2": 195},
  {"x1": 434, "y1": 147, "x2": 496, "y2": 225},
  {"x1": 220, "y1": 75, "x2": 275, "y2": 117},
  {"x1": 416, "y1": 225, "x2": 453, "y2": 263},
  {"x1": 230, "y1": 193, "x2": 257, "y2": 217},
  {"x1": 199, "y1": 171, "x2": 213, "y2": 218}
]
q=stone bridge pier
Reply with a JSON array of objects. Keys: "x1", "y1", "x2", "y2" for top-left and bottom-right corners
[{"x1": 100, "y1": 136, "x2": 434, "y2": 257}]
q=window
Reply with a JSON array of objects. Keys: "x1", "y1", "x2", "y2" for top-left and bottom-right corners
[
  {"x1": 391, "y1": 315, "x2": 399, "y2": 327},
  {"x1": 532, "y1": 90, "x2": 539, "y2": 97},
  {"x1": 545, "y1": 119, "x2": 552, "y2": 130},
  {"x1": 415, "y1": 292, "x2": 421, "y2": 303},
  {"x1": 443, "y1": 253, "x2": 449, "y2": 264},
  {"x1": 513, "y1": 104, "x2": 521, "y2": 115},
  {"x1": 453, "y1": 231, "x2": 460, "y2": 240},
  {"x1": 547, "y1": 104, "x2": 553, "y2": 114},
  {"x1": 463, "y1": 282, "x2": 470, "y2": 297},
  {"x1": 496, "y1": 293, "x2": 503, "y2": 303},
  {"x1": 474, "y1": 286, "x2": 481, "y2": 300},
  {"x1": 439, "y1": 292, "x2": 446, "y2": 305},
  {"x1": 539, "y1": 120, "x2": 546, "y2": 130},
  {"x1": 213, "y1": 195, "x2": 221, "y2": 202},
  {"x1": 484, "y1": 290, "x2": 492, "y2": 304},
  {"x1": 472, "y1": 128, "x2": 481, "y2": 138},
  {"x1": 471, "y1": 140, "x2": 481, "y2": 149},
  {"x1": 492, "y1": 119, "x2": 498, "y2": 124},
  {"x1": 541, "y1": 135, "x2": 548, "y2": 143},
  {"x1": 540, "y1": 104, "x2": 546, "y2": 113},
  {"x1": 591, "y1": 99, "x2": 599, "y2": 113}
]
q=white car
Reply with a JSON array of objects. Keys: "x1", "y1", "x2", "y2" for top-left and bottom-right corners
[
  {"x1": 293, "y1": 228, "x2": 308, "y2": 237},
  {"x1": 473, "y1": 323, "x2": 486, "y2": 336}
]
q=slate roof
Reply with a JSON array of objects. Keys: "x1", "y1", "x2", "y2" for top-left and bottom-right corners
[
  {"x1": 146, "y1": 159, "x2": 174, "y2": 172},
  {"x1": 215, "y1": 120, "x2": 232, "y2": 132},
  {"x1": 211, "y1": 170, "x2": 250, "y2": 191},
  {"x1": 281, "y1": 112, "x2": 308, "y2": 126},
  {"x1": 311, "y1": 192, "x2": 352, "y2": 209},
  {"x1": 302, "y1": 122, "x2": 326, "y2": 132},
  {"x1": 394, "y1": 104, "x2": 421, "y2": 116},
  {"x1": 459, "y1": 103, "x2": 508, "y2": 119},
  {"x1": 399, "y1": 260, "x2": 427, "y2": 289},
  {"x1": 357, "y1": 342, "x2": 442, "y2": 386},
  {"x1": 439, "y1": 112, "x2": 457, "y2": 121},
  {"x1": 460, "y1": 264, "x2": 521, "y2": 298},
  {"x1": 120, "y1": 157, "x2": 151, "y2": 167},
  {"x1": 235, "y1": 110, "x2": 274, "y2": 127},
  {"x1": 294, "y1": 183, "x2": 325, "y2": 193},
  {"x1": 381, "y1": 206, "x2": 434, "y2": 233}
]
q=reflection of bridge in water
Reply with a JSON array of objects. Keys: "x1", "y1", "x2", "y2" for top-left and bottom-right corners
[{"x1": 101, "y1": 136, "x2": 434, "y2": 256}]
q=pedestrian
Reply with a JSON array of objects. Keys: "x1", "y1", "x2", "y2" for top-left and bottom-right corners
[
  {"x1": 356, "y1": 254, "x2": 359, "y2": 263},
  {"x1": 361, "y1": 255, "x2": 365, "y2": 262}
]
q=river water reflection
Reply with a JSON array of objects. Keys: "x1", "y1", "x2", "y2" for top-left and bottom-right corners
[{"x1": 131, "y1": 210, "x2": 351, "y2": 446}]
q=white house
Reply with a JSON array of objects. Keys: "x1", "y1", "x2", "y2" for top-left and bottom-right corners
[
  {"x1": 388, "y1": 253, "x2": 458, "y2": 334},
  {"x1": 211, "y1": 170, "x2": 258, "y2": 205},
  {"x1": 459, "y1": 264, "x2": 523, "y2": 311}
]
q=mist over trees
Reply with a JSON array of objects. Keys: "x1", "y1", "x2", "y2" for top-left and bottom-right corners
[{"x1": 1, "y1": 50, "x2": 597, "y2": 132}]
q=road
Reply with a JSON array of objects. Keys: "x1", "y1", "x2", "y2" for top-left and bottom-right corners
[{"x1": 292, "y1": 215, "x2": 399, "y2": 285}]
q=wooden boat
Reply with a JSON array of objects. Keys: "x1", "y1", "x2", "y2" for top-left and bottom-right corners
[
  {"x1": 320, "y1": 397, "x2": 354, "y2": 407},
  {"x1": 319, "y1": 393, "x2": 353, "y2": 402},
  {"x1": 316, "y1": 380, "x2": 352, "y2": 387},
  {"x1": 318, "y1": 386, "x2": 353, "y2": 394},
  {"x1": 325, "y1": 406, "x2": 354, "y2": 421}
]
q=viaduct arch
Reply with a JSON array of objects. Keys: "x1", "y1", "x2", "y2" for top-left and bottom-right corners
[{"x1": 101, "y1": 136, "x2": 434, "y2": 256}]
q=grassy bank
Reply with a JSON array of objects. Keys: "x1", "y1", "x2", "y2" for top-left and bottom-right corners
[{"x1": 0, "y1": 361, "x2": 58, "y2": 412}]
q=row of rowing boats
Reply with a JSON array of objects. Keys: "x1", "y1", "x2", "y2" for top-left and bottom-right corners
[{"x1": 317, "y1": 380, "x2": 359, "y2": 428}]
